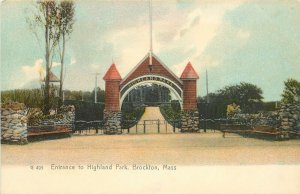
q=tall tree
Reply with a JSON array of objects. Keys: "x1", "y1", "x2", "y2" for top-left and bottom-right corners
[
  {"x1": 27, "y1": 0, "x2": 60, "y2": 114},
  {"x1": 218, "y1": 82, "x2": 263, "y2": 111},
  {"x1": 199, "y1": 82, "x2": 263, "y2": 117},
  {"x1": 281, "y1": 78, "x2": 300, "y2": 104},
  {"x1": 57, "y1": 0, "x2": 75, "y2": 103},
  {"x1": 91, "y1": 87, "x2": 105, "y2": 103}
]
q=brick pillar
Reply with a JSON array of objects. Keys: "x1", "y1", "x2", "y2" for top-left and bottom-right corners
[
  {"x1": 103, "y1": 63, "x2": 122, "y2": 134},
  {"x1": 182, "y1": 80, "x2": 197, "y2": 111},
  {"x1": 105, "y1": 80, "x2": 121, "y2": 111},
  {"x1": 180, "y1": 62, "x2": 199, "y2": 132}
]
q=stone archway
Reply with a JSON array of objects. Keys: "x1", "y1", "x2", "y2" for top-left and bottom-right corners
[{"x1": 102, "y1": 52, "x2": 199, "y2": 134}]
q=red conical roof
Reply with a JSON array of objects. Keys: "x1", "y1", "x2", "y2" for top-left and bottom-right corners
[
  {"x1": 180, "y1": 62, "x2": 199, "y2": 80},
  {"x1": 103, "y1": 63, "x2": 122, "y2": 81}
]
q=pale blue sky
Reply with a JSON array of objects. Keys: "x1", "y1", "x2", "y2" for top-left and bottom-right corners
[{"x1": 1, "y1": 0, "x2": 300, "y2": 101}]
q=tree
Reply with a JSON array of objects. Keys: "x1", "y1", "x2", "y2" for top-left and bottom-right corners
[
  {"x1": 122, "y1": 84, "x2": 171, "y2": 105},
  {"x1": 27, "y1": 0, "x2": 60, "y2": 114},
  {"x1": 216, "y1": 82, "x2": 263, "y2": 113},
  {"x1": 281, "y1": 78, "x2": 300, "y2": 104},
  {"x1": 1, "y1": 89, "x2": 44, "y2": 108},
  {"x1": 57, "y1": 1, "x2": 75, "y2": 103},
  {"x1": 91, "y1": 87, "x2": 105, "y2": 103},
  {"x1": 64, "y1": 90, "x2": 84, "y2": 101},
  {"x1": 199, "y1": 82, "x2": 264, "y2": 118}
]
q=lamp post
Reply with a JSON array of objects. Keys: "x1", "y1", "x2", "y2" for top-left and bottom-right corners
[
  {"x1": 93, "y1": 73, "x2": 100, "y2": 103},
  {"x1": 204, "y1": 69, "x2": 209, "y2": 133}
]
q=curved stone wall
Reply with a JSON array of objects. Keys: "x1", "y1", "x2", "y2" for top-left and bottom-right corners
[{"x1": 1, "y1": 102, "x2": 28, "y2": 144}]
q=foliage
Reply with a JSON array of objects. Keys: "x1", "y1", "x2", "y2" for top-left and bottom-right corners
[
  {"x1": 218, "y1": 82, "x2": 263, "y2": 112},
  {"x1": 27, "y1": 0, "x2": 61, "y2": 114},
  {"x1": 26, "y1": 0, "x2": 76, "y2": 113},
  {"x1": 1, "y1": 89, "x2": 44, "y2": 108},
  {"x1": 281, "y1": 78, "x2": 300, "y2": 104},
  {"x1": 57, "y1": 1, "x2": 75, "y2": 102},
  {"x1": 91, "y1": 87, "x2": 105, "y2": 103},
  {"x1": 60, "y1": 88, "x2": 106, "y2": 121},
  {"x1": 122, "y1": 84, "x2": 171, "y2": 105},
  {"x1": 226, "y1": 103, "x2": 241, "y2": 118},
  {"x1": 121, "y1": 102, "x2": 145, "y2": 121},
  {"x1": 64, "y1": 100, "x2": 104, "y2": 121},
  {"x1": 121, "y1": 84, "x2": 172, "y2": 124},
  {"x1": 27, "y1": 108, "x2": 64, "y2": 126},
  {"x1": 198, "y1": 82, "x2": 264, "y2": 118},
  {"x1": 63, "y1": 87, "x2": 105, "y2": 102},
  {"x1": 1, "y1": 87, "x2": 105, "y2": 110},
  {"x1": 160, "y1": 100, "x2": 181, "y2": 121},
  {"x1": 57, "y1": 1, "x2": 75, "y2": 36}
]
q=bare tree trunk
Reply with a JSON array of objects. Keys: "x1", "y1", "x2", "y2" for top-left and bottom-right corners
[
  {"x1": 43, "y1": 5, "x2": 51, "y2": 115},
  {"x1": 59, "y1": 33, "x2": 65, "y2": 104}
]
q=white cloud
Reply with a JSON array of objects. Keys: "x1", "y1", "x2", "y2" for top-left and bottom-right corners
[
  {"x1": 19, "y1": 59, "x2": 44, "y2": 88},
  {"x1": 159, "y1": 1, "x2": 247, "y2": 76},
  {"x1": 105, "y1": 1, "x2": 245, "y2": 78},
  {"x1": 19, "y1": 1, "x2": 248, "y2": 91},
  {"x1": 77, "y1": 0, "x2": 247, "y2": 82},
  {"x1": 19, "y1": 59, "x2": 63, "y2": 88},
  {"x1": 107, "y1": 23, "x2": 150, "y2": 77}
]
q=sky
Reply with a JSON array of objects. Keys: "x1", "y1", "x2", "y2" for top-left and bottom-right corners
[{"x1": 1, "y1": 0, "x2": 300, "y2": 101}]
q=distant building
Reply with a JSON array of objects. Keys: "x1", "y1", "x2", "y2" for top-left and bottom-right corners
[{"x1": 40, "y1": 71, "x2": 60, "y2": 97}]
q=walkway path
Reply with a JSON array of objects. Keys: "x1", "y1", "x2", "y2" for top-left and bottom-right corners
[
  {"x1": 129, "y1": 106, "x2": 178, "y2": 134},
  {"x1": 2, "y1": 133, "x2": 300, "y2": 165}
]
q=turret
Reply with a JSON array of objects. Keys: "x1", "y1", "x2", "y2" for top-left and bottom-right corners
[
  {"x1": 180, "y1": 62, "x2": 199, "y2": 111},
  {"x1": 103, "y1": 63, "x2": 122, "y2": 112}
]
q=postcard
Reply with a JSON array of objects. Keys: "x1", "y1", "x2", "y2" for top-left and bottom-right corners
[{"x1": 1, "y1": 0, "x2": 300, "y2": 193}]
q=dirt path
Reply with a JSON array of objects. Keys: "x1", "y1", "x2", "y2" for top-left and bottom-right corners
[
  {"x1": 129, "y1": 106, "x2": 178, "y2": 134},
  {"x1": 2, "y1": 133, "x2": 300, "y2": 166}
]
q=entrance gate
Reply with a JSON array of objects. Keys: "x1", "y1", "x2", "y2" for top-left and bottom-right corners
[
  {"x1": 102, "y1": 52, "x2": 200, "y2": 134},
  {"x1": 125, "y1": 119, "x2": 179, "y2": 134}
]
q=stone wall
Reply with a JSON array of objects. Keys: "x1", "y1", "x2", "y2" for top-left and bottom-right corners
[
  {"x1": 1, "y1": 102, "x2": 28, "y2": 145},
  {"x1": 180, "y1": 110, "x2": 199, "y2": 132},
  {"x1": 27, "y1": 105, "x2": 75, "y2": 126},
  {"x1": 1, "y1": 103, "x2": 75, "y2": 145},
  {"x1": 228, "y1": 103, "x2": 300, "y2": 137},
  {"x1": 278, "y1": 104, "x2": 300, "y2": 133},
  {"x1": 103, "y1": 111, "x2": 122, "y2": 134},
  {"x1": 232, "y1": 112, "x2": 279, "y2": 127},
  {"x1": 58, "y1": 105, "x2": 75, "y2": 125}
]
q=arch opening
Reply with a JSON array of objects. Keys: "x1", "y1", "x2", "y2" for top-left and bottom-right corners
[
  {"x1": 121, "y1": 83, "x2": 181, "y2": 108},
  {"x1": 120, "y1": 83, "x2": 182, "y2": 130},
  {"x1": 120, "y1": 75, "x2": 183, "y2": 109}
]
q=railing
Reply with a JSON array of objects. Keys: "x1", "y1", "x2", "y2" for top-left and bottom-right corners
[
  {"x1": 27, "y1": 117, "x2": 288, "y2": 139},
  {"x1": 122, "y1": 119, "x2": 180, "y2": 134},
  {"x1": 199, "y1": 118, "x2": 230, "y2": 132},
  {"x1": 73, "y1": 120, "x2": 104, "y2": 134},
  {"x1": 72, "y1": 119, "x2": 180, "y2": 134}
]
